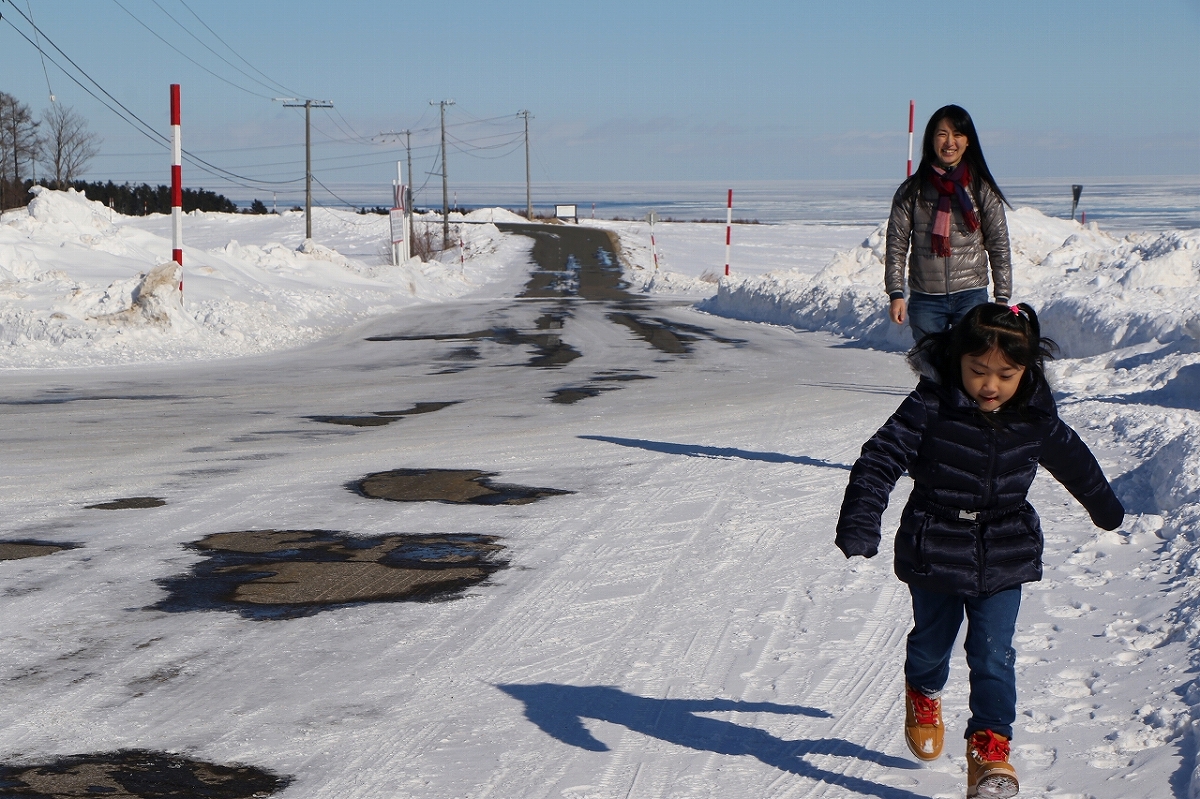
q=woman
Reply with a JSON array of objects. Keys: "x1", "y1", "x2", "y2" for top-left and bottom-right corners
[{"x1": 886, "y1": 105, "x2": 1013, "y2": 340}]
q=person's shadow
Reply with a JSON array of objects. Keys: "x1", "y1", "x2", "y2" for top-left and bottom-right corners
[{"x1": 496, "y1": 684, "x2": 924, "y2": 799}]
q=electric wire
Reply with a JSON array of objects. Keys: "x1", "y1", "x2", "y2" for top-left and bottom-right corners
[
  {"x1": 310, "y1": 173, "x2": 359, "y2": 207},
  {"x1": 146, "y1": 0, "x2": 297, "y2": 99},
  {"x1": 108, "y1": 0, "x2": 274, "y2": 99},
  {"x1": 24, "y1": 0, "x2": 54, "y2": 101},
  {"x1": 327, "y1": 107, "x2": 377, "y2": 146},
  {"x1": 175, "y1": 0, "x2": 302, "y2": 98},
  {"x1": 2, "y1": 3, "x2": 535, "y2": 202},
  {"x1": 0, "y1": 15, "x2": 170, "y2": 156},
  {"x1": 0, "y1": 5, "x2": 304, "y2": 189}
]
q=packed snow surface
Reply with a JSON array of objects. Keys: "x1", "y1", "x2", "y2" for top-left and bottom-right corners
[{"x1": 2, "y1": 188, "x2": 1199, "y2": 798}]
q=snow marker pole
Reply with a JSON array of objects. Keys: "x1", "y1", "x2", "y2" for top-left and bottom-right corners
[
  {"x1": 724, "y1": 189, "x2": 732, "y2": 276},
  {"x1": 906, "y1": 100, "x2": 914, "y2": 178},
  {"x1": 645, "y1": 210, "x2": 659, "y2": 272},
  {"x1": 170, "y1": 84, "x2": 183, "y2": 297}
]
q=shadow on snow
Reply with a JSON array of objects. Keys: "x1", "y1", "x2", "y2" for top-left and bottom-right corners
[
  {"x1": 579, "y1": 435, "x2": 852, "y2": 470},
  {"x1": 496, "y1": 684, "x2": 924, "y2": 799}
]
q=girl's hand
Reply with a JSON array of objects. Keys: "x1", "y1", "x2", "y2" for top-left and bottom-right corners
[{"x1": 890, "y1": 298, "x2": 907, "y2": 325}]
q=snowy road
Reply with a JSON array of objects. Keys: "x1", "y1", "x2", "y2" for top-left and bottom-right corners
[{"x1": 0, "y1": 224, "x2": 1185, "y2": 798}]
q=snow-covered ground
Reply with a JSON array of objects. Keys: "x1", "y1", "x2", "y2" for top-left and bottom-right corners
[{"x1": 2, "y1": 188, "x2": 1199, "y2": 798}]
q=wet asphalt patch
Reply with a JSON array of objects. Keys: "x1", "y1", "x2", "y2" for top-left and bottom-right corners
[
  {"x1": 0, "y1": 540, "x2": 79, "y2": 561},
  {"x1": 0, "y1": 749, "x2": 289, "y2": 798},
  {"x1": 366, "y1": 223, "x2": 743, "y2": 404},
  {"x1": 0, "y1": 394, "x2": 183, "y2": 407},
  {"x1": 366, "y1": 325, "x2": 580, "y2": 369},
  {"x1": 151, "y1": 530, "x2": 507, "y2": 620},
  {"x1": 498, "y1": 223, "x2": 631, "y2": 303},
  {"x1": 550, "y1": 386, "x2": 611, "y2": 404},
  {"x1": 351, "y1": 468, "x2": 572, "y2": 505},
  {"x1": 550, "y1": 371, "x2": 654, "y2": 404},
  {"x1": 607, "y1": 312, "x2": 746, "y2": 355},
  {"x1": 307, "y1": 401, "x2": 459, "y2": 427},
  {"x1": 85, "y1": 497, "x2": 166, "y2": 510}
]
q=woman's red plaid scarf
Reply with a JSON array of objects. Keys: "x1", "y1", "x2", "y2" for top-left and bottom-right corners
[{"x1": 929, "y1": 163, "x2": 980, "y2": 257}]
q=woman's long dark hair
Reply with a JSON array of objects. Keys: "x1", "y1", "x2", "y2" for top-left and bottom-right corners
[
  {"x1": 905, "y1": 104, "x2": 1009, "y2": 208},
  {"x1": 909, "y1": 302, "x2": 1056, "y2": 411}
]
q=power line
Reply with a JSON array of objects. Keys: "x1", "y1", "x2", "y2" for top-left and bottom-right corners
[
  {"x1": 175, "y1": 0, "x2": 301, "y2": 98},
  {"x1": 146, "y1": 0, "x2": 298, "y2": 98},
  {"x1": 0, "y1": 5, "x2": 309, "y2": 190},
  {"x1": 24, "y1": 0, "x2": 54, "y2": 101},
  {"x1": 310, "y1": 173, "x2": 359, "y2": 208},
  {"x1": 108, "y1": 0, "x2": 274, "y2": 99},
  {"x1": 327, "y1": 107, "x2": 377, "y2": 146},
  {"x1": 0, "y1": 14, "x2": 537, "y2": 200}
]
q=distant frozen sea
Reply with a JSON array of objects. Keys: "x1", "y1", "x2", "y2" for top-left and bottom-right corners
[{"x1": 402, "y1": 177, "x2": 1200, "y2": 234}]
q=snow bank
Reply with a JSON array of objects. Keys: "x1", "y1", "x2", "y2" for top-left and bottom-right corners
[
  {"x1": 701, "y1": 206, "x2": 1200, "y2": 358},
  {"x1": 0, "y1": 188, "x2": 529, "y2": 368}
]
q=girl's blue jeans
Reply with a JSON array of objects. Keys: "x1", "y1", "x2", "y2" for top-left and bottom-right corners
[
  {"x1": 906, "y1": 288, "x2": 990, "y2": 340},
  {"x1": 904, "y1": 585, "x2": 1021, "y2": 739}
]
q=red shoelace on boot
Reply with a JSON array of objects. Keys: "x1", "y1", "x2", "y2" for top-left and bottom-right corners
[
  {"x1": 906, "y1": 686, "x2": 940, "y2": 725},
  {"x1": 970, "y1": 730, "x2": 1011, "y2": 762}
]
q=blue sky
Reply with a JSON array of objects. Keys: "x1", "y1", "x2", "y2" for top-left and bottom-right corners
[{"x1": 1, "y1": 0, "x2": 1196, "y2": 207}]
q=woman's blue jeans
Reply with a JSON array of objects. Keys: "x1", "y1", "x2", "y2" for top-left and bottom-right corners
[
  {"x1": 904, "y1": 585, "x2": 1021, "y2": 739},
  {"x1": 906, "y1": 288, "x2": 990, "y2": 340}
]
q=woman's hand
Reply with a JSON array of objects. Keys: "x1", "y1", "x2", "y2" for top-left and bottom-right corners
[{"x1": 889, "y1": 297, "x2": 907, "y2": 325}]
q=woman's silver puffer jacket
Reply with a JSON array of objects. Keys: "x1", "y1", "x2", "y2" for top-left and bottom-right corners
[{"x1": 885, "y1": 174, "x2": 1012, "y2": 303}]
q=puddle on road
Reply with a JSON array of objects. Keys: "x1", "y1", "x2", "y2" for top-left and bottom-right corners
[
  {"x1": 0, "y1": 540, "x2": 79, "y2": 561},
  {"x1": 308, "y1": 401, "x2": 459, "y2": 427},
  {"x1": 0, "y1": 749, "x2": 289, "y2": 798},
  {"x1": 152, "y1": 530, "x2": 507, "y2": 620},
  {"x1": 351, "y1": 468, "x2": 572, "y2": 505},
  {"x1": 85, "y1": 497, "x2": 166, "y2": 510}
]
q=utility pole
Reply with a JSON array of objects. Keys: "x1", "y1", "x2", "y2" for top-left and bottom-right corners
[
  {"x1": 377, "y1": 128, "x2": 415, "y2": 212},
  {"x1": 431, "y1": 99, "x2": 454, "y2": 247},
  {"x1": 517, "y1": 110, "x2": 532, "y2": 220},
  {"x1": 276, "y1": 97, "x2": 333, "y2": 240},
  {"x1": 399, "y1": 129, "x2": 413, "y2": 214}
]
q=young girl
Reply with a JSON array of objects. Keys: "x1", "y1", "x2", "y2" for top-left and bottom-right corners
[
  {"x1": 835, "y1": 303, "x2": 1124, "y2": 798},
  {"x1": 887, "y1": 105, "x2": 1013, "y2": 340}
]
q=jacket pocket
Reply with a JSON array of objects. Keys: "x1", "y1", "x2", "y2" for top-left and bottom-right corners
[{"x1": 903, "y1": 509, "x2": 934, "y2": 576}]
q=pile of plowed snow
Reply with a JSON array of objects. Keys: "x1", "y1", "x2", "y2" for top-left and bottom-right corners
[{"x1": 0, "y1": 188, "x2": 530, "y2": 368}]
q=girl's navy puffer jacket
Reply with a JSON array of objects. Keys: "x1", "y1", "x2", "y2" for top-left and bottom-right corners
[{"x1": 835, "y1": 375, "x2": 1124, "y2": 597}]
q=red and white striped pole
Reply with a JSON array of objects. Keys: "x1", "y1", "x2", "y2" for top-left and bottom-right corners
[
  {"x1": 650, "y1": 223, "x2": 659, "y2": 271},
  {"x1": 906, "y1": 100, "x2": 915, "y2": 178},
  {"x1": 724, "y1": 189, "x2": 732, "y2": 276},
  {"x1": 170, "y1": 84, "x2": 183, "y2": 294}
]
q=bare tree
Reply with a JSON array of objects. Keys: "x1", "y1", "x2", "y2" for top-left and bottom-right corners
[
  {"x1": 39, "y1": 103, "x2": 100, "y2": 186},
  {"x1": 0, "y1": 92, "x2": 40, "y2": 185}
]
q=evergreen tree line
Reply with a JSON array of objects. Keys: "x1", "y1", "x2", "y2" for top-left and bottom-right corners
[
  {"x1": 67, "y1": 180, "x2": 238, "y2": 215},
  {"x1": 0, "y1": 177, "x2": 243, "y2": 215}
]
